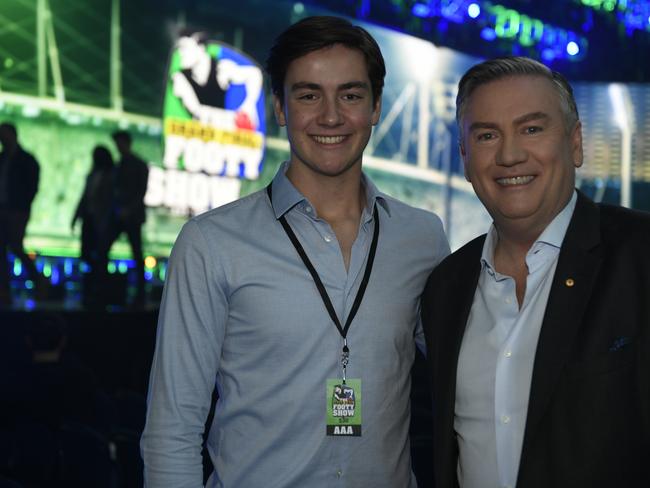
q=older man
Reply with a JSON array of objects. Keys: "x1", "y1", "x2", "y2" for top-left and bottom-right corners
[{"x1": 422, "y1": 57, "x2": 650, "y2": 488}]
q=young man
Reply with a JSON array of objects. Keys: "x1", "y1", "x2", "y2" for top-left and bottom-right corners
[
  {"x1": 422, "y1": 56, "x2": 650, "y2": 488},
  {"x1": 141, "y1": 16, "x2": 449, "y2": 487}
]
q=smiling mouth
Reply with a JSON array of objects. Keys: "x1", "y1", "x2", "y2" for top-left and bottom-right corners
[
  {"x1": 312, "y1": 135, "x2": 346, "y2": 144},
  {"x1": 496, "y1": 175, "x2": 535, "y2": 186}
]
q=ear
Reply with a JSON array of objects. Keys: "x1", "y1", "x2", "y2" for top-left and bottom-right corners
[
  {"x1": 571, "y1": 120, "x2": 583, "y2": 168},
  {"x1": 459, "y1": 141, "x2": 471, "y2": 182},
  {"x1": 272, "y1": 94, "x2": 286, "y2": 127},
  {"x1": 371, "y1": 96, "x2": 382, "y2": 126}
]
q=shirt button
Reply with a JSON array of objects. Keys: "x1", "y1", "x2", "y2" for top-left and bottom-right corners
[
  {"x1": 324, "y1": 235, "x2": 332, "y2": 242},
  {"x1": 504, "y1": 350, "x2": 512, "y2": 358},
  {"x1": 305, "y1": 205, "x2": 312, "y2": 213},
  {"x1": 501, "y1": 415, "x2": 510, "y2": 424},
  {"x1": 336, "y1": 470, "x2": 343, "y2": 478},
  {"x1": 505, "y1": 297, "x2": 512, "y2": 304}
]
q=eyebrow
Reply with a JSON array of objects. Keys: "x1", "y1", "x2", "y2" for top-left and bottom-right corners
[
  {"x1": 290, "y1": 82, "x2": 320, "y2": 92},
  {"x1": 289, "y1": 81, "x2": 370, "y2": 92},
  {"x1": 339, "y1": 81, "x2": 370, "y2": 91},
  {"x1": 468, "y1": 111, "x2": 550, "y2": 133},
  {"x1": 513, "y1": 111, "x2": 549, "y2": 125}
]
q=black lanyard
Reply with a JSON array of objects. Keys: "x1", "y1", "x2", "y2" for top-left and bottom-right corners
[{"x1": 267, "y1": 185, "x2": 380, "y2": 382}]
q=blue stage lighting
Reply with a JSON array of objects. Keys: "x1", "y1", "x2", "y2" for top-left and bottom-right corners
[
  {"x1": 566, "y1": 41, "x2": 580, "y2": 56},
  {"x1": 412, "y1": 3, "x2": 432, "y2": 18},
  {"x1": 541, "y1": 48, "x2": 556, "y2": 61},
  {"x1": 64, "y1": 258, "x2": 73, "y2": 276},
  {"x1": 480, "y1": 27, "x2": 497, "y2": 41},
  {"x1": 51, "y1": 267, "x2": 60, "y2": 285},
  {"x1": 468, "y1": 3, "x2": 481, "y2": 19}
]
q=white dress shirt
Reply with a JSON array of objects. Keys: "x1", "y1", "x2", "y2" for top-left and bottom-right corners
[{"x1": 454, "y1": 191, "x2": 577, "y2": 488}]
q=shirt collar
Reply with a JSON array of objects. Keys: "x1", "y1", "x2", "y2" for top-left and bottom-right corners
[
  {"x1": 269, "y1": 161, "x2": 390, "y2": 220},
  {"x1": 481, "y1": 190, "x2": 578, "y2": 271}
]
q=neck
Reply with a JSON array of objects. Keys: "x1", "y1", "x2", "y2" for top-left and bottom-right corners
[
  {"x1": 493, "y1": 230, "x2": 533, "y2": 267},
  {"x1": 492, "y1": 228, "x2": 534, "y2": 309},
  {"x1": 494, "y1": 223, "x2": 540, "y2": 258},
  {"x1": 3, "y1": 144, "x2": 18, "y2": 157},
  {"x1": 286, "y1": 164, "x2": 365, "y2": 223}
]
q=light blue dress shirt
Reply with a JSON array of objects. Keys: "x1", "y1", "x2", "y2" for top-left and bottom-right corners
[
  {"x1": 141, "y1": 162, "x2": 450, "y2": 488},
  {"x1": 454, "y1": 192, "x2": 577, "y2": 488}
]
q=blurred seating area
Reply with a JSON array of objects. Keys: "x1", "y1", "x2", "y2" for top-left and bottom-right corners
[{"x1": 0, "y1": 309, "x2": 157, "y2": 488}]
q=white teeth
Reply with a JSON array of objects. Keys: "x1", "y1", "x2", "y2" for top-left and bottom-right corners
[
  {"x1": 496, "y1": 175, "x2": 535, "y2": 186},
  {"x1": 313, "y1": 135, "x2": 345, "y2": 144}
]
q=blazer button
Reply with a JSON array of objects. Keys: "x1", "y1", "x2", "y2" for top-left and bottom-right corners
[{"x1": 565, "y1": 278, "x2": 575, "y2": 287}]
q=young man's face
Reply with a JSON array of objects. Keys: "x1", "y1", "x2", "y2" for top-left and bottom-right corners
[
  {"x1": 460, "y1": 75, "x2": 583, "y2": 234},
  {"x1": 273, "y1": 44, "x2": 381, "y2": 180}
]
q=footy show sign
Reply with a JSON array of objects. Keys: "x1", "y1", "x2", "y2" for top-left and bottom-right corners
[{"x1": 145, "y1": 34, "x2": 266, "y2": 215}]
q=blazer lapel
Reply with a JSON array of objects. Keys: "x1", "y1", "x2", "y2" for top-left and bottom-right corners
[
  {"x1": 519, "y1": 192, "x2": 603, "y2": 463},
  {"x1": 435, "y1": 236, "x2": 484, "y2": 487}
]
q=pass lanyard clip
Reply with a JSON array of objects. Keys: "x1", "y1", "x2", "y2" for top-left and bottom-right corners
[{"x1": 341, "y1": 338, "x2": 349, "y2": 384}]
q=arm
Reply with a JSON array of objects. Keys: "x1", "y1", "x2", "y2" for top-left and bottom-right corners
[
  {"x1": 172, "y1": 72, "x2": 203, "y2": 119},
  {"x1": 415, "y1": 213, "x2": 451, "y2": 355},
  {"x1": 141, "y1": 220, "x2": 229, "y2": 488},
  {"x1": 217, "y1": 59, "x2": 262, "y2": 129},
  {"x1": 72, "y1": 173, "x2": 93, "y2": 230}
]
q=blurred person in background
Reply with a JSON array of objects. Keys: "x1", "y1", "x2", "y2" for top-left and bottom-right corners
[
  {"x1": 106, "y1": 130, "x2": 149, "y2": 306},
  {"x1": 72, "y1": 145, "x2": 115, "y2": 306},
  {"x1": 0, "y1": 122, "x2": 43, "y2": 305}
]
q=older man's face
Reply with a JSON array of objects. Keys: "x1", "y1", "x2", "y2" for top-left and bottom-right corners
[{"x1": 460, "y1": 75, "x2": 583, "y2": 235}]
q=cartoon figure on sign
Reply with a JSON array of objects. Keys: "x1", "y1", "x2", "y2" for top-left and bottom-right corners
[
  {"x1": 333, "y1": 384, "x2": 356, "y2": 405},
  {"x1": 172, "y1": 32, "x2": 262, "y2": 130}
]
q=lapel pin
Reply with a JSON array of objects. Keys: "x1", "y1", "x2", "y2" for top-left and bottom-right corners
[{"x1": 565, "y1": 278, "x2": 575, "y2": 287}]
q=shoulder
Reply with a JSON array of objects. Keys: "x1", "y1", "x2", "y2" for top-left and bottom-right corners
[
  {"x1": 379, "y1": 193, "x2": 451, "y2": 262},
  {"x1": 566, "y1": 197, "x2": 650, "y2": 266},
  {"x1": 598, "y1": 203, "x2": 650, "y2": 241},
  {"x1": 592, "y1": 204, "x2": 650, "y2": 260},
  {"x1": 379, "y1": 193, "x2": 445, "y2": 236},
  {"x1": 428, "y1": 234, "x2": 485, "y2": 281},
  {"x1": 194, "y1": 187, "x2": 268, "y2": 221},
  {"x1": 134, "y1": 155, "x2": 149, "y2": 169},
  {"x1": 18, "y1": 147, "x2": 38, "y2": 166},
  {"x1": 186, "y1": 187, "x2": 270, "y2": 241}
]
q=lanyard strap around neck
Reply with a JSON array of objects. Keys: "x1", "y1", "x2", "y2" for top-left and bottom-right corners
[{"x1": 266, "y1": 184, "x2": 380, "y2": 340}]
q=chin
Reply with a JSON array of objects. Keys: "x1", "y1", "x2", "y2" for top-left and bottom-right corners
[{"x1": 493, "y1": 204, "x2": 540, "y2": 222}]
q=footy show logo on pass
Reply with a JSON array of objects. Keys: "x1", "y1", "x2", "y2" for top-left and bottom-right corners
[
  {"x1": 145, "y1": 32, "x2": 266, "y2": 216},
  {"x1": 327, "y1": 380, "x2": 362, "y2": 436}
]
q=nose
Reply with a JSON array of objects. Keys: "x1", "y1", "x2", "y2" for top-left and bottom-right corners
[
  {"x1": 317, "y1": 96, "x2": 343, "y2": 126},
  {"x1": 496, "y1": 134, "x2": 527, "y2": 167}
]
